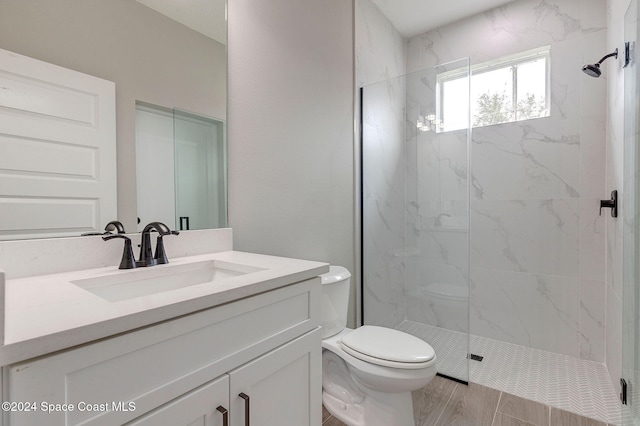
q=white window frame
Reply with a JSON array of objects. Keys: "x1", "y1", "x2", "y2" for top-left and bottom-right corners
[{"x1": 436, "y1": 46, "x2": 551, "y2": 132}]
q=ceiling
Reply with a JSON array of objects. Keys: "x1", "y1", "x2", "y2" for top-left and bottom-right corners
[
  {"x1": 371, "y1": 0, "x2": 517, "y2": 37},
  {"x1": 135, "y1": 0, "x2": 516, "y2": 48},
  {"x1": 136, "y1": 0, "x2": 226, "y2": 45}
]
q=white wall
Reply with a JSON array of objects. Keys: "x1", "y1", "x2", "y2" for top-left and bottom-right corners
[
  {"x1": 0, "y1": 0, "x2": 227, "y2": 232},
  {"x1": 227, "y1": 0, "x2": 355, "y2": 324}
]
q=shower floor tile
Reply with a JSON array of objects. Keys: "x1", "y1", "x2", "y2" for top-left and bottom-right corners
[{"x1": 396, "y1": 320, "x2": 621, "y2": 425}]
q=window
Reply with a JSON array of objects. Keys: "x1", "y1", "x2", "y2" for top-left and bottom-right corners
[{"x1": 437, "y1": 46, "x2": 550, "y2": 132}]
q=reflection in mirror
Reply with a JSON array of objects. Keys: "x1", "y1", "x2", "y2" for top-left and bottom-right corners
[
  {"x1": 174, "y1": 109, "x2": 227, "y2": 231},
  {"x1": 0, "y1": 0, "x2": 227, "y2": 240},
  {"x1": 0, "y1": 47, "x2": 117, "y2": 241},
  {"x1": 136, "y1": 104, "x2": 227, "y2": 231}
]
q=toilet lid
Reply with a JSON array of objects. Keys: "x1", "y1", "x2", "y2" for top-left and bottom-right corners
[{"x1": 340, "y1": 326, "x2": 435, "y2": 369}]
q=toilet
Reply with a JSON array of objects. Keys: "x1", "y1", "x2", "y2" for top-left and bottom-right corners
[{"x1": 321, "y1": 266, "x2": 437, "y2": 426}]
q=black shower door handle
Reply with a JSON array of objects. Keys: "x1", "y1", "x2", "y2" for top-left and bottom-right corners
[{"x1": 179, "y1": 216, "x2": 190, "y2": 230}]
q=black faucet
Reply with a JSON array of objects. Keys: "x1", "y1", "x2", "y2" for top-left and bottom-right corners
[
  {"x1": 138, "y1": 222, "x2": 179, "y2": 267},
  {"x1": 154, "y1": 229, "x2": 180, "y2": 264},
  {"x1": 102, "y1": 221, "x2": 179, "y2": 269}
]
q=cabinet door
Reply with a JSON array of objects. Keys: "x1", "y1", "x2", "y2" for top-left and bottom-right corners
[
  {"x1": 229, "y1": 329, "x2": 321, "y2": 426},
  {"x1": 127, "y1": 375, "x2": 229, "y2": 426}
]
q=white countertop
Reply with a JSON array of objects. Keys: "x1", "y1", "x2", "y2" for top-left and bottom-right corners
[{"x1": 0, "y1": 250, "x2": 329, "y2": 366}]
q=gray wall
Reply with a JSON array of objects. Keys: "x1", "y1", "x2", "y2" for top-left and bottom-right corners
[
  {"x1": 227, "y1": 0, "x2": 356, "y2": 324},
  {"x1": 0, "y1": 0, "x2": 227, "y2": 232}
]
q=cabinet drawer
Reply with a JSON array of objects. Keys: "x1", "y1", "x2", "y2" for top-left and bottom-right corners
[{"x1": 5, "y1": 277, "x2": 320, "y2": 426}]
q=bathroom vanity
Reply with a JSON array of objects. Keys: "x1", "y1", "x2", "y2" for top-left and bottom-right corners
[{"x1": 0, "y1": 233, "x2": 328, "y2": 426}]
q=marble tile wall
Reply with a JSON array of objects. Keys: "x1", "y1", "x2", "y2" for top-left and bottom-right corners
[
  {"x1": 403, "y1": 0, "x2": 608, "y2": 362},
  {"x1": 357, "y1": 0, "x2": 407, "y2": 328},
  {"x1": 403, "y1": 63, "x2": 471, "y2": 334},
  {"x1": 361, "y1": 75, "x2": 408, "y2": 328}
]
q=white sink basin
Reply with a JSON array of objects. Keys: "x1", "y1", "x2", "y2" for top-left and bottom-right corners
[{"x1": 71, "y1": 260, "x2": 266, "y2": 302}]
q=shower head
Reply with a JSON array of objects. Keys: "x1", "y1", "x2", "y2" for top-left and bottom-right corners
[
  {"x1": 582, "y1": 48, "x2": 618, "y2": 78},
  {"x1": 582, "y1": 63, "x2": 602, "y2": 78}
]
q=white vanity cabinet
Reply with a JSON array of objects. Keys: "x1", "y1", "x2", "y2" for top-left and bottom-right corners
[
  {"x1": 129, "y1": 331, "x2": 320, "y2": 426},
  {"x1": 2, "y1": 277, "x2": 322, "y2": 426}
]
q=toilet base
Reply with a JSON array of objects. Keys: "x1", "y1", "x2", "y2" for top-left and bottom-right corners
[
  {"x1": 322, "y1": 386, "x2": 416, "y2": 426},
  {"x1": 323, "y1": 391, "x2": 366, "y2": 426},
  {"x1": 322, "y1": 331, "x2": 433, "y2": 426}
]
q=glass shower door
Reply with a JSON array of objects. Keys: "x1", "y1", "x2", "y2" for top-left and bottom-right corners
[
  {"x1": 361, "y1": 58, "x2": 471, "y2": 383},
  {"x1": 623, "y1": 0, "x2": 640, "y2": 423}
]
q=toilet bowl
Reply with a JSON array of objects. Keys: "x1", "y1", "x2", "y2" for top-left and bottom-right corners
[{"x1": 321, "y1": 266, "x2": 437, "y2": 426}]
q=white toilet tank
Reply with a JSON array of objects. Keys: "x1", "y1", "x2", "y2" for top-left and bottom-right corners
[{"x1": 320, "y1": 266, "x2": 351, "y2": 338}]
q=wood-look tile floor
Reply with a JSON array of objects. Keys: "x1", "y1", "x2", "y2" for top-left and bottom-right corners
[{"x1": 322, "y1": 376, "x2": 615, "y2": 426}]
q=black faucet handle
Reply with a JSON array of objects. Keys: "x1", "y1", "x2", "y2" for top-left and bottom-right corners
[
  {"x1": 154, "y1": 230, "x2": 180, "y2": 264},
  {"x1": 102, "y1": 234, "x2": 137, "y2": 269},
  {"x1": 599, "y1": 190, "x2": 618, "y2": 218}
]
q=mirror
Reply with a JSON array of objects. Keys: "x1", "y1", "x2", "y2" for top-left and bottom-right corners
[{"x1": 0, "y1": 0, "x2": 227, "y2": 239}]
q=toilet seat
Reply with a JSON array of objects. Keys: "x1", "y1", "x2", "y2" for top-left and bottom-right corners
[{"x1": 339, "y1": 326, "x2": 436, "y2": 370}]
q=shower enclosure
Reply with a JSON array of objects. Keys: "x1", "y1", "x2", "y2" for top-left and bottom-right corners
[
  {"x1": 359, "y1": 0, "x2": 627, "y2": 423},
  {"x1": 362, "y1": 48, "x2": 623, "y2": 425},
  {"x1": 361, "y1": 58, "x2": 471, "y2": 383}
]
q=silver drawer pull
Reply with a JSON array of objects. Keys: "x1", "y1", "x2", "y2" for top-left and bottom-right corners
[
  {"x1": 239, "y1": 392, "x2": 250, "y2": 426},
  {"x1": 216, "y1": 406, "x2": 228, "y2": 426}
]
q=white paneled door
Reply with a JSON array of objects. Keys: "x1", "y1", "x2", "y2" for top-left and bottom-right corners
[{"x1": 0, "y1": 48, "x2": 116, "y2": 240}]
